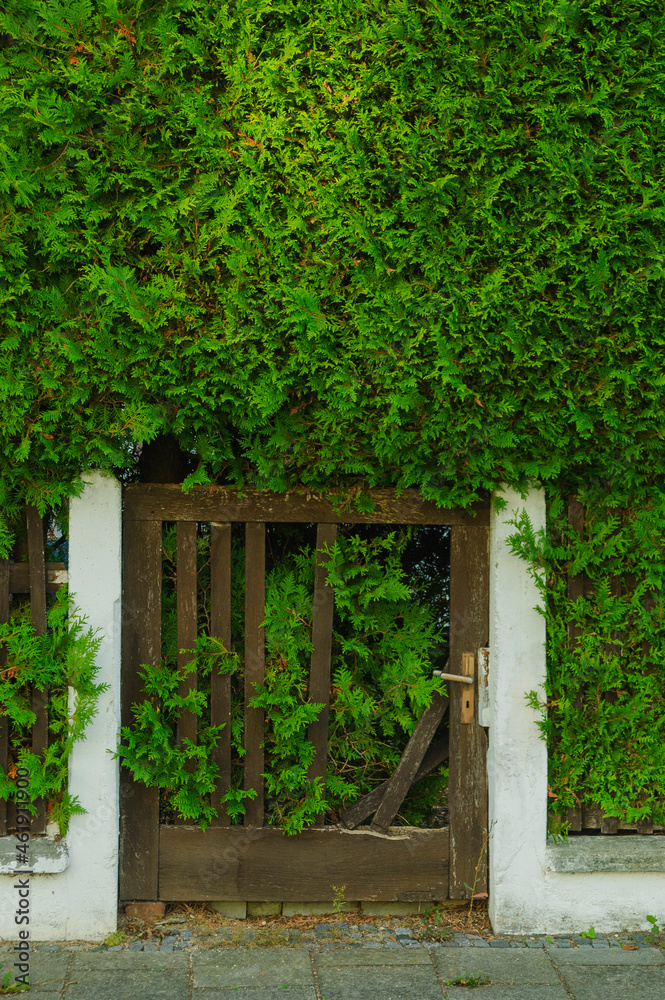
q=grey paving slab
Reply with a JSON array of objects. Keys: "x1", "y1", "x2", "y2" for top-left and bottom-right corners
[
  {"x1": 315, "y1": 947, "x2": 431, "y2": 966},
  {"x1": 70, "y1": 949, "x2": 187, "y2": 971},
  {"x1": 557, "y1": 964, "x2": 665, "y2": 1000},
  {"x1": 24, "y1": 950, "x2": 69, "y2": 991},
  {"x1": 316, "y1": 964, "x2": 444, "y2": 1000},
  {"x1": 433, "y1": 948, "x2": 559, "y2": 984},
  {"x1": 194, "y1": 991, "x2": 317, "y2": 1000},
  {"x1": 547, "y1": 945, "x2": 664, "y2": 965},
  {"x1": 444, "y1": 988, "x2": 569, "y2": 1000},
  {"x1": 63, "y1": 969, "x2": 190, "y2": 1000},
  {"x1": 193, "y1": 947, "x2": 314, "y2": 988}
]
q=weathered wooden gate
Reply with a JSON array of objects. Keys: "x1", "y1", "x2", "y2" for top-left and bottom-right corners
[{"x1": 119, "y1": 486, "x2": 489, "y2": 903}]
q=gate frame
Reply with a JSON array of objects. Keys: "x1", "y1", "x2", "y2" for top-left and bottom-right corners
[{"x1": 119, "y1": 484, "x2": 489, "y2": 904}]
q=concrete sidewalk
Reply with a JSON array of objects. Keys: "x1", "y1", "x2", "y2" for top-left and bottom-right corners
[{"x1": 5, "y1": 939, "x2": 664, "y2": 999}]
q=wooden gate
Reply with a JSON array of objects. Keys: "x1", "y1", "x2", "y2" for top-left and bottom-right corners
[{"x1": 119, "y1": 486, "x2": 489, "y2": 903}]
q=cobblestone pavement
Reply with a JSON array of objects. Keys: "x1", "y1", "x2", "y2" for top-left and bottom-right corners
[{"x1": 2, "y1": 924, "x2": 664, "y2": 999}]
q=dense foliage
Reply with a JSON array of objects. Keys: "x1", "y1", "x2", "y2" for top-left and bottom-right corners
[
  {"x1": 1, "y1": 1, "x2": 664, "y2": 826},
  {"x1": 0, "y1": 590, "x2": 106, "y2": 833},
  {"x1": 510, "y1": 496, "x2": 665, "y2": 830},
  {"x1": 115, "y1": 525, "x2": 449, "y2": 831}
]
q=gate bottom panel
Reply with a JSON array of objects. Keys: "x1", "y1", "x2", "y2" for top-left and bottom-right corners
[{"x1": 158, "y1": 825, "x2": 449, "y2": 901}]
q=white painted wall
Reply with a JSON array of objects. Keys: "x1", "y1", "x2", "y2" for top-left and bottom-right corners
[
  {"x1": 0, "y1": 470, "x2": 122, "y2": 942},
  {"x1": 487, "y1": 486, "x2": 548, "y2": 933},
  {"x1": 488, "y1": 486, "x2": 665, "y2": 935}
]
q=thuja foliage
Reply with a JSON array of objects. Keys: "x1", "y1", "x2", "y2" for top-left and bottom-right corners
[
  {"x1": 1, "y1": 1, "x2": 665, "y2": 535},
  {"x1": 509, "y1": 495, "x2": 665, "y2": 831},
  {"x1": 0, "y1": 590, "x2": 106, "y2": 834},
  {"x1": 2, "y1": 0, "x2": 665, "y2": 823},
  {"x1": 116, "y1": 525, "x2": 448, "y2": 831}
]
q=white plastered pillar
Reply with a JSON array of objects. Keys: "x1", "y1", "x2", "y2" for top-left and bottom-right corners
[
  {"x1": 0, "y1": 470, "x2": 122, "y2": 941},
  {"x1": 487, "y1": 486, "x2": 548, "y2": 933}
]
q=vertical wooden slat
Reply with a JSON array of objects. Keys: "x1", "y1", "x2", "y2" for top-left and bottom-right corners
[
  {"x1": 567, "y1": 498, "x2": 585, "y2": 645},
  {"x1": 307, "y1": 523, "x2": 337, "y2": 826},
  {"x1": 119, "y1": 518, "x2": 162, "y2": 900},
  {"x1": 244, "y1": 522, "x2": 265, "y2": 827},
  {"x1": 0, "y1": 558, "x2": 9, "y2": 836},
  {"x1": 564, "y1": 498, "x2": 584, "y2": 832},
  {"x1": 27, "y1": 505, "x2": 48, "y2": 834},
  {"x1": 210, "y1": 523, "x2": 232, "y2": 827},
  {"x1": 176, "y1": 521, "x2": 198, "y2": 750},
  {"x1": 448, "y1": 524, "x2": 489, "y2": 899}
]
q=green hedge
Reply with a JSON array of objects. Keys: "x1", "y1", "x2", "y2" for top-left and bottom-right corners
[{"x1": 1, "y1": 0, "x2": 664, "y2": 825}]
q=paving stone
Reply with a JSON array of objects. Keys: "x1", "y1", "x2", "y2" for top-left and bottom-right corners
[
  {"x1": 394, "y1": 926, "x2": 413, "y2": 937},
  {"x1": 591, "y1": 939, "x2": 609, "y2": 948},
  {"x1": 71, "y1": 951, "x2": 187, "y2": 971},
  {"x1": 445, "y1": 987, "x2": 569, "y2": 1000},
  {"x1": 315, "y1": 947, "x2": 431, "y2": 966},
  {"x1": 107, "y1": 945, "x2": 123, "y2": 952},
  {"x1": 194, "y1": 991, "x2": 317, "y2": 1000},
  {"x1": 556, "y1": 965, "x2": 665, "y2": 1000},
  {"x1": 21, "y1": 951, "x2": 69, "y2": 993},
  {"x1": 128, "y1": 940, "x2": 144, "y2": 951},
  {"x1": 433, "y1": 948, "x2": 560, "y2": 985},
  {"x1": 547, "y1": 946, "x2": 664, "y2": 966},
  {"x1": 472, "y1": 939, "x2": 490, "y2": 947},
  {"x1": 65, "y1": 969, "x2": 189, "y2": 999},
  {"x1": 316, "y1": 964, "x2": 443, "y2": 1000},
  {"x1": 161, "y1": 935, "x2": 177, "y2": 947},
  {"x1": 488, "y1": 940, "x2": 511, "y2": 948},
  {"x1": 180, "y1": 930, "x2": 193, "y2": 939},
  {"x1": 193, "y1": 947, "x2": 314, "y2": 989},
  {"x1": 143, "y1": 941, "x2": 160, "y2": 951}
]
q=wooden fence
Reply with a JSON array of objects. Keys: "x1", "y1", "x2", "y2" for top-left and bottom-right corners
[
  {"x1": 120, "y1": 485, "x2": 490, "y2": 903},
  {"x1": 0, "y1": 506, "x2": 68, "y2": 837}
]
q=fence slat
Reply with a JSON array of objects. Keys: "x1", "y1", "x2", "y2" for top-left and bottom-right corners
[
  {"x1": 0, "y1": 558, "x2": 9, "y2": 836},
  {"x1": 448, "y1": 524, "x2": 489, "y2": 899},
  {"x1": 124, "y1": 484, "x2": 490, "y2": 526},
  {"x1": 307, "y1": 523, "x2": 337, "y2": 825},
  {"x1": 370, "y1": 690, "x2": 449, "y2": 835},
  {"x1": 340, "y1": 731, "x2": 449, "y2": 830},
  {"x1": 119, "y1": 517, "x2": 162, "y2": 900},
  {"x1": 27, "y1": 505, "x2": 48, "y2": 834},
  {"x1": 244, "y1": 522, "x2": 265, "y2": 827},
  {"x1": 176, "y1": 521, "x2": 198, "y2": 751},
  {"x1": 210, "y1": 523, "x2": 232, "y2": 826}
]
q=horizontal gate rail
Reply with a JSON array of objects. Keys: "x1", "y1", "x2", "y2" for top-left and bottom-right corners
[
  {"x1": 159, "y1": 825, "x2": 449, "y2": 902},
  {"x1": 123, "y1": 485, "x2": 489, "y2": 525}
]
